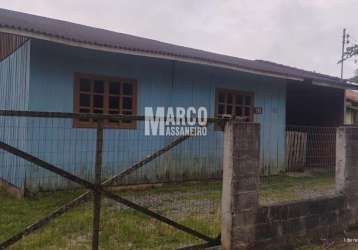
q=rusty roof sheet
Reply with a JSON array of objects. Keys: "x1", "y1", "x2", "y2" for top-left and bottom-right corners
[{"x1": 346, "y1": 90, "x2": 358, "y2": 103}]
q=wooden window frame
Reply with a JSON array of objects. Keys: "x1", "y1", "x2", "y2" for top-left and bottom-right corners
[
  {"x1": 215, "y1": 88, "x2": 255, "y2": 122},
  {"x1": 73, "y1": 73, "x2": 137, "y2": 129}
]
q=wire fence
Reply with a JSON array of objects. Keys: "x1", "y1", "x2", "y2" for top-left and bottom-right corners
[
  {"x1": 285, "y1": 125, "x2": 336, "y2": 175},
  {"x1": 0, "y1": 113, "x2": 225, "y2": 191},
  {"x1": 0, "y1": 111, "x2": 223, "y2": 249},
  {"x1": 259, "y1": 125, "x2": 337, "y2": 206},
  {"x1": 0, "y1": 110, "x2": 341, "y2": 248}
]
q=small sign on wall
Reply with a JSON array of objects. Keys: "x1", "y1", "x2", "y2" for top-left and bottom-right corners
[{"x1": 254, "y1": 107, "x2": 263, "y2": 114}]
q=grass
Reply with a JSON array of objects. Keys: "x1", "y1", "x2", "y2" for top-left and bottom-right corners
[
  {"x1": 260, "y1": 174, "x2": 335, "y2": 204},
  {"x1": 0, "y1": 175, "x2": 335, "y2": 249}
]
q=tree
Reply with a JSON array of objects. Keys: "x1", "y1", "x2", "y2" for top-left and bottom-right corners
[{"x1": 351, "y1": 69, "x2": 358, "y2": 83}]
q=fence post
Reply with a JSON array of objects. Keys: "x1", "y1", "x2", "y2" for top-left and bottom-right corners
[
  {"x1": 221, "y1": 120, "x2": 260, "y2": 250},
  {"x1": 336, "y1": 126, "x2": 358, "y2": 225},
  {"x1": 92, "y1": 119, "x2": 104, "y2": 250}
]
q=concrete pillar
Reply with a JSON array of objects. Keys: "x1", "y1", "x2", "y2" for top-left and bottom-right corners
[
  {"x1": 336, "y1": 126, "x2": 358, "y2": 224},
  {"x1": 221, "y1": 120, "x2": 260, "y2": 250}
]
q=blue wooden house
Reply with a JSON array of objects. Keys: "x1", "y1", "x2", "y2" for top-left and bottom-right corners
[{"x1": 0, "y1": 8, "x2": 356, "y2": 193}]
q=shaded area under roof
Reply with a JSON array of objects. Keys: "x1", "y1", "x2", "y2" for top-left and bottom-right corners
[{"x1": 0, "y1": 8, "x2": 355, "y2": 89}]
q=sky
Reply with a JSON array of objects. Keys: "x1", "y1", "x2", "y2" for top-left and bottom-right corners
[{"x1": 1, "y1": 0, "x2": 358, "y2": 79}]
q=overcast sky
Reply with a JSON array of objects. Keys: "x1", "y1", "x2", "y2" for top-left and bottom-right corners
[{"x1": 1, "y1": 0, "x2": 358, "y2": 78}]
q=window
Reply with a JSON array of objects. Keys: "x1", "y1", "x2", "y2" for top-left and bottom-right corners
[
  {"x1": 215, "y1": 89, "x2": 254, "y2": 122},
  {"x1": 74, "y1": 73, "x2": 137, "y2": 128}
]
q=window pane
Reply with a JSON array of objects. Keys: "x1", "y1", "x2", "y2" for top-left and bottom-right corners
[
  {"x1": 93, "y1": 95, "x2": 103, "y2": 108},
  {"x1": 245, "y1": 95, "x2": 252, "y2": 105},
  {"x1": 235, "y1": 106, "x2": 243, "y2": 116},
  {"x1": 76, "y1": 74, "x2": 137, "y2": 127},
  {"x1": 236, "y1": 95, "x2": 244, "y2": 105},
  {"x1": 80, "y1": 79, "x2": 91, "y2": 92},
  {"x1": 227, "y1": 94, "x2": 233, "y2": 104},
  {"x1": 123, "y1": 97, "x2": 132, "y2": 109},
  {"x1": 123, "y1": 83, "x2": 133, "y2": 95},
  {"x1": 218, "y1": 104, "x2": 224, "y2": 114},
  {"x1": 218, "y1": 93, "x2": 225, "y2": 103},
  {"x1": 227, "y1": 105, "x2": 232, "y2": 115},
  {"x1": 110, "y1": 82, "x2": 121, "y2": 95},
  {"x1": 94, "y1": 80, "x2": 104, "y2": 93},
  {"x1": 80, "y1": 94, "x2": 90, "y2": 107},
  {"x1": 244, "y1": 107, "x2": 251, "y2": 116},
  {"x1": 109, "y1": 96, "x2": 119, "y2": 109}
]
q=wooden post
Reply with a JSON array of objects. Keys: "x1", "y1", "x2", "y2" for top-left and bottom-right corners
[{"x1": 92, "y1": 119, "x2": 104, "y2": 250}]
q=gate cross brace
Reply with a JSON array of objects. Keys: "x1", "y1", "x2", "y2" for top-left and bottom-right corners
[
  {"x1": 0, "y1": 136, "x2": 215, "y2": 249},
  {"x1": 176, "y1": 234, "x2": 221, "y2": 250}
]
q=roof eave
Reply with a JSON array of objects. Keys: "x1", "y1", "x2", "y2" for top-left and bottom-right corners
[
  {"x1": 313, "y1": 80, "x2": 358, "y2": 90},
  {"x1": 1, "y1": 27, "x2": 305, "y2": 82},
  {"x1": 1, "y1": 26, "x2": 353, "y2": 89}
]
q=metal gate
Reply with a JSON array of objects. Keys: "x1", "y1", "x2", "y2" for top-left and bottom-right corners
[{"x1": 0, "y1": 110, "x2": 223, "y2": 249}]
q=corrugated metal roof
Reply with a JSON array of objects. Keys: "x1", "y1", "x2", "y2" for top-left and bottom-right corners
[{"x1": 0, "y1": 8, "x2": 353, "y2": 88}]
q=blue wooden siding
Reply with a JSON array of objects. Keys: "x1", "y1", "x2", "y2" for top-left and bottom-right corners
[
  {"x1": 21, "y1": 39, "x2": 285, "y2": 190},
  {"x1": 0, "y1": 40, "x2": 31, "y2": 189}
]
